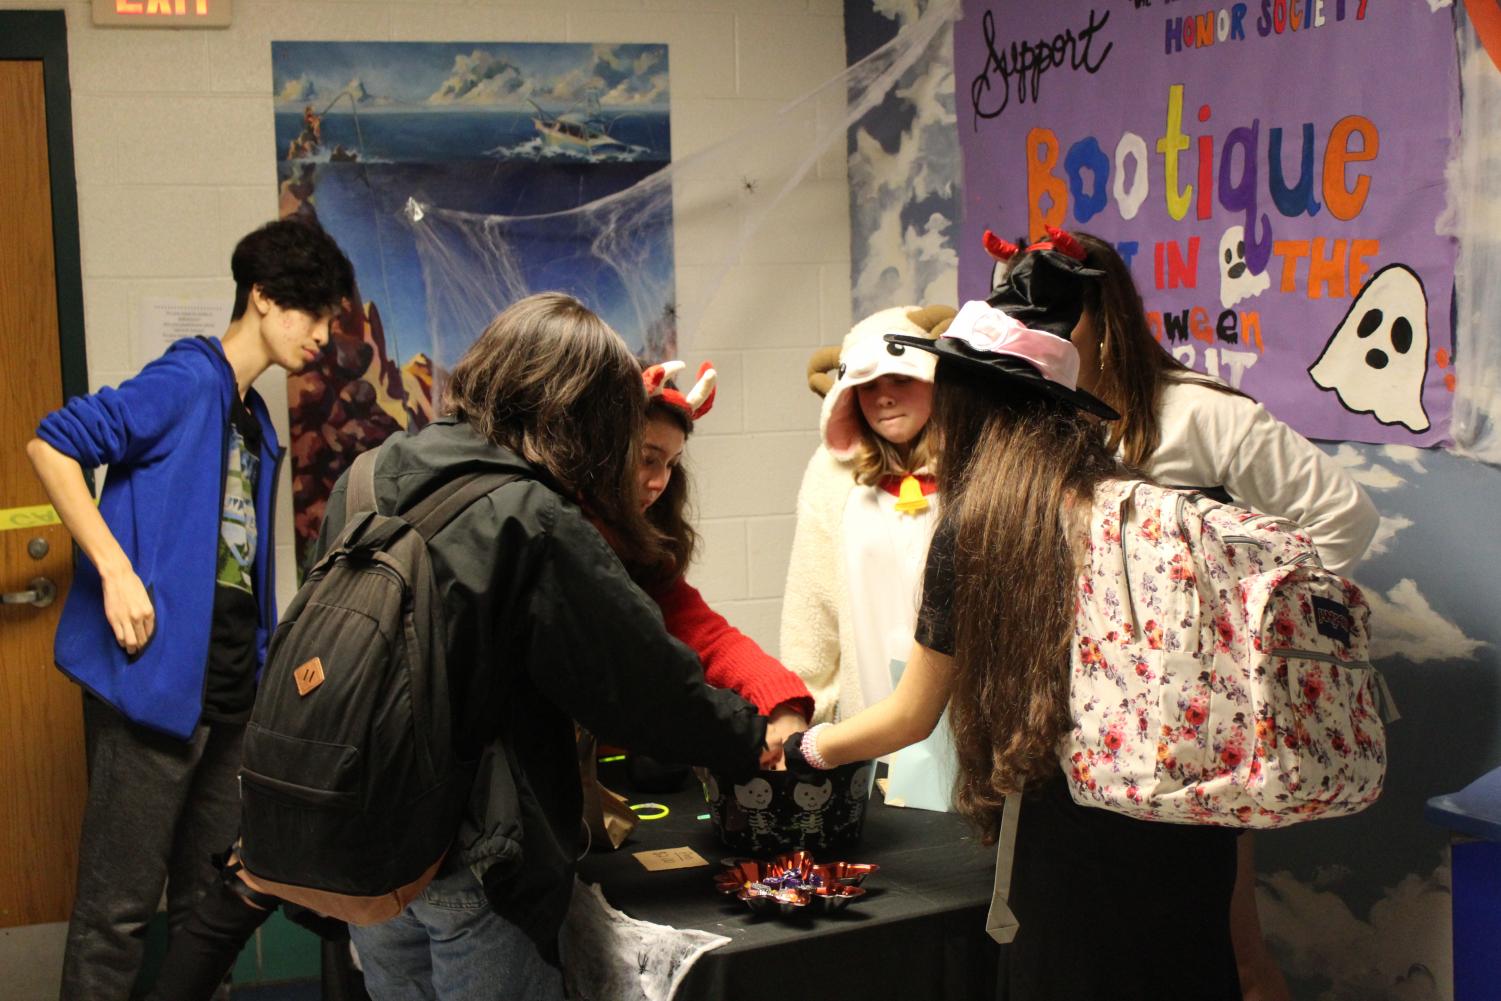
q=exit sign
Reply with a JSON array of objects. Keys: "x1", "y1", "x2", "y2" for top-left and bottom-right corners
[{"x1": 92, "y1": 0, "x2": 232, "y2": 28}]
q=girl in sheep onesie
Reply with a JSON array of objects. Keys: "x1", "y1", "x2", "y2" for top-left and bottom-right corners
[{"x1": 780, "y1": 304, "x2": 955, "y2": 730}]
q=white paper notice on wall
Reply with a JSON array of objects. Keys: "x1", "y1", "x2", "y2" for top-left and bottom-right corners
[{"x1": 138, "y1": 297, "x2": 229, "y2": 365}]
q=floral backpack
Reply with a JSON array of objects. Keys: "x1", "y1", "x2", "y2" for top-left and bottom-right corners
[{"x1": 1065, "y1": 478, "x2": 1397, "y2": 828}]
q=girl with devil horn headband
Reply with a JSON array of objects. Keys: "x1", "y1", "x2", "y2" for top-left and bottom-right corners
[{"x1": 634, "y1": 360, "x2": 814, "y2": 757}]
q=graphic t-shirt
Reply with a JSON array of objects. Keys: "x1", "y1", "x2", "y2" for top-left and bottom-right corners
[{"x1": 201, "y1": 394, "x2": 261, "y2": 723}]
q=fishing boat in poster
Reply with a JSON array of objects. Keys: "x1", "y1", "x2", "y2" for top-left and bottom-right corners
[{"x1": 527, "y1": 94, "x2": 628, "y2": 157}]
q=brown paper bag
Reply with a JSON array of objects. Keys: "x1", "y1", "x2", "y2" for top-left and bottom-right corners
[{"x1": 577, "y1": 726, "x2": 638, "y2": 850}]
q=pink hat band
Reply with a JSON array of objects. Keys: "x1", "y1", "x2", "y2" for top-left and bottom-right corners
[{"x1": 942, "y1": 300, "x2": 1081, "y2": 391}]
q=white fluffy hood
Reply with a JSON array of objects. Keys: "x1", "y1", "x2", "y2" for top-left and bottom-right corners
[{"x1": 820, "y1": 306, "x2": 939, "y2": 461}]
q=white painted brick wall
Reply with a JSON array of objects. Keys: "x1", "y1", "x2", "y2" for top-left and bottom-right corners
[{"x1": 7, "y1": 0, "x2": 849, "y2": 658}]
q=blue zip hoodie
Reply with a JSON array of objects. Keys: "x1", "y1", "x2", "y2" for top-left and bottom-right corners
[{"x1": 36, "y1": 337, "x2": 282, "y2": 740}]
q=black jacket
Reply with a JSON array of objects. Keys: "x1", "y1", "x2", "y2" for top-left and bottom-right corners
[{"x1": 320, "y1": 417, "x2": 765, "y2": 954}]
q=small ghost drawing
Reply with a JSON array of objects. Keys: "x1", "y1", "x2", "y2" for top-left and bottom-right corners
[
  {"x1": 1219, "y1": 225, "x2": 1269, "y2": 309},
  {"x1": 1309, "y1": 264, "x2": 1431, "y2": 432}
]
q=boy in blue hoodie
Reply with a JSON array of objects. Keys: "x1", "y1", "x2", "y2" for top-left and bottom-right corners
[{"x1": 27, "y1": 219, "x2": 353, "y2": 1000}]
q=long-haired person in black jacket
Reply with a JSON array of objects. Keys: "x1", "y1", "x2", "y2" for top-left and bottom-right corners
[
  {"x1": 146, "y1": 292, "x2": 771, "y2": 1001},
  {"x1": 324, "y1": 292, "x2": 770, "y2": 1000}
]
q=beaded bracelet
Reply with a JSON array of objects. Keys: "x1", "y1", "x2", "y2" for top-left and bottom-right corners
[{"x1": 800, "y1": 722, "x2": 833, "y2": 770}]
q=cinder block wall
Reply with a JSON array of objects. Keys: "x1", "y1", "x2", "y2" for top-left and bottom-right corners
[{"x1": 8, "y1": 0, "x2": 852, "y2": 656}]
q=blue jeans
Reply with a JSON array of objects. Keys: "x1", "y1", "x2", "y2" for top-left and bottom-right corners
[{"x1": 349, "y1": 864, "x2": 563, "y2": 1001}]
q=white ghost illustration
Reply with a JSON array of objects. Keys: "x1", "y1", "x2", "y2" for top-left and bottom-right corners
[
  {"x1": 1219, "y1": 225, "x2": 1269, "y2": 309},
  {"x1": 1309, "y1": 264, "x2": 1431, "y2": 432},
  {"x1": 733, "y1": 777, "x2": 773, "y2": 811}
]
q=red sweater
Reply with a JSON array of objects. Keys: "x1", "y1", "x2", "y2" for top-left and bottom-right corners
[{"x1": 652, "y1": 576, "x2": 814, "y2": 722}]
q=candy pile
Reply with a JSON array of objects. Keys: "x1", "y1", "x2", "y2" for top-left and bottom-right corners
[{"x1": 714, "y1": 850, "x2": 879, "y2": 916}]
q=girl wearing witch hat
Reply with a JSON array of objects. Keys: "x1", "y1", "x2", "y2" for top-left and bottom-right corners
[
  {"x1": 780, "y1": 240, "x2": 1244, "y2": 999},
  {"x1": 985, "y1": 229, "x2": 1376, "y2": 1001}
]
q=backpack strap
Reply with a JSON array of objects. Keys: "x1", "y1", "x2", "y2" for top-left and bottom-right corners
[
  {"x1": 402, "y1": 471, "x2": 524, "y2": 542},
  {"x1": 983, "y1": 792, "x2": 1023, "y2": 944},
  {"x1": 345, "y1": 447, "x2": 381, "y2": 517}
]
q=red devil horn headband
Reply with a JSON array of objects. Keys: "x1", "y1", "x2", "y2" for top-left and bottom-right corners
[
  {"x1": 642, "y1": 359, "x2": 717, "y2": 421},
  {"x1": 982, "y1": 229, "x2": 1020, "y2": 262},
  {"x1": 984, "y1": 225, "x2": 1088, "y2": 264},
  {"x1": 1039, "y1": 225, "x2": 1087, "y2": 262}
]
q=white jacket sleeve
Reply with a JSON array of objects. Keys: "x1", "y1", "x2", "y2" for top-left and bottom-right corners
[
  {"x1": 778, "y1": 447, "x2": 848, "y2": 724},
  {"x1": 1151, "y1": 380, "x2": 1379, "y2": 575}
]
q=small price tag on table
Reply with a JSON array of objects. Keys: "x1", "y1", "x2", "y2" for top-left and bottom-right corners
[{"x1": 633, "y1": 847, "x2": 709, "y2": 872}]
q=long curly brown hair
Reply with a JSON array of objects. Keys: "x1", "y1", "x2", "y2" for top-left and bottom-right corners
[{"x1": 932, "y1": 357, "x2": 1120, "y2": 842}]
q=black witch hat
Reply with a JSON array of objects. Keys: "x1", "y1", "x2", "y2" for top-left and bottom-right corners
[{"x1": 885, "y1": 227, "x2": 1119, "y2": 420}]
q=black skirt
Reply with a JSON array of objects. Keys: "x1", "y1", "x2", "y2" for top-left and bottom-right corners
[{"x1": 999, "y1": 775, "x2": 1242, "y2": 1001}]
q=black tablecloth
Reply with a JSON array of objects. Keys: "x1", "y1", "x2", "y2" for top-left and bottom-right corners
[{"x1": 574, "y1": 776, "x2": 1001, "y2": 1001}]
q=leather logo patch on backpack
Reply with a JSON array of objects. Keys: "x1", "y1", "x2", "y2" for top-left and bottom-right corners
[
  {"x1": 1312, "y1": 597, "x2": 1352, "y2": 646},
  {"x1": 294, "y1": 657, "x2": 325, "y2": 696}
]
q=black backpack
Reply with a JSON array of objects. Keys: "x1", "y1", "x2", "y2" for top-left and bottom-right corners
[{"x1": 237, "y1": 447, "x2": 519, "y2": 923}]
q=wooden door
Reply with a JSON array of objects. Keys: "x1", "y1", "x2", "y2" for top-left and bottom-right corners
[{"x1": 0, "y1": 58, "x2": 87, "y2": 929}]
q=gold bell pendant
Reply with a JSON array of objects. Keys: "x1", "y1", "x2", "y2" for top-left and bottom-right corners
[{"x1": 893, "y1": 473, "x2": 929, "y2": 514}]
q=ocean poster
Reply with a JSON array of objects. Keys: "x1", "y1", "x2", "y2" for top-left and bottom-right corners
[{"x1": 272, "y1": 40, "x2": 672, "y2": 570}]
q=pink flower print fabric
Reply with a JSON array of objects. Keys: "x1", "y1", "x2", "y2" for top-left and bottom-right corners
[{"x1": 1063, "y1": 479, "x2": 1392, "y2": 829}]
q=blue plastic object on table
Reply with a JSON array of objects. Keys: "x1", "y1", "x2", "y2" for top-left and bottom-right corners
[{"x1": 1425, "y1": 764, "x2": 1501, "y2": 1001}]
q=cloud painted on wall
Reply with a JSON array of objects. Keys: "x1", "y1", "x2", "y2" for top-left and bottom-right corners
[
  {"x1": 1366, "y1": 515, "x2": 1415, "y2": 558},
  {"x1": 1258, "y1": 862, "x2": 1452, "y2": 1001},
  {"x1": 1330, "y1": 444, "x2": 1412, "y2": 491},
  {"x1": 848, "y1": 6, "x2": 960, "y2": 317},
  {"x1": 1379, "y1": 445, "x2": 1429, "y2": 475},
  {"x1": 1362, "y1": 578, "x2": 1488, "y2": 663},
  {"x1": 1326, "y1": 442, "x2": 1487, "y2": 665}
]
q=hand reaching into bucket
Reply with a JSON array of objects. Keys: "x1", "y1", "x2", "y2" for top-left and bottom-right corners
[{"x1": 761, "y1": 705, "x2": 806, "y2": 770}]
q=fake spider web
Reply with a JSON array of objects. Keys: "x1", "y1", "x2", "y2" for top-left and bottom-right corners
[
  {"x1": 404, "y1": 0, "x2": 958, "y2": 374},
  {"x1": 286, "y1": 1, "x2": 958, "y2": 571}
]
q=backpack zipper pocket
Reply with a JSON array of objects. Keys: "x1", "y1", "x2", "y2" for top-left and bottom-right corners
[
  {"x1": 240, "y1": 767, "x2": 360, "y2": 808},
  {"x1": 1265, "y1": 650, "x2": 1400, "y2": 723}
]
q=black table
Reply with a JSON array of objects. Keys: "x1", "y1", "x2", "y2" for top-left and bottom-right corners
[{"x1": 574, "y1": 776, "x2": 1001, "y2": 1001}]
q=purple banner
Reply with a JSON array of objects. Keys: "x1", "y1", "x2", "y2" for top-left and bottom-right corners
[{"x1": 954, "y1": 0, "x2": 1459, "y2": 445}]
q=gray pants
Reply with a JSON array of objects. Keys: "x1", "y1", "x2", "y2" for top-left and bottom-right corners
[{"x1": 59, "y1": 697, "x2": 244, "y2": 1001}]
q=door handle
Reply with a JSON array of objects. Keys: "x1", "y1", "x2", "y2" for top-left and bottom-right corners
[{"x1": 3, "y1": 576, "x2": 57, "y2": 608}]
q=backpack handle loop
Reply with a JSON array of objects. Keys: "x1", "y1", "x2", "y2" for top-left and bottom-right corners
[{"x1": 1115, "y1": 483, "x2": 1139, "y2": 636}]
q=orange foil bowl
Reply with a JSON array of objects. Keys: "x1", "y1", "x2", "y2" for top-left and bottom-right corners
[{"x1": 714, "y1": 851, "x2": 878, "y2": 916}]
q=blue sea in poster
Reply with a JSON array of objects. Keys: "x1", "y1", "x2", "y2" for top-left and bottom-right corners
[
  {"x1": 271, "y1": 39, "x2": 675, "y2": 367},
  {"x1": 275, "y1": 110, "x2": 674, "y2": 368},
  {"x1": 273, "y1": 110, "x2": 671, "y2": 165}
]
